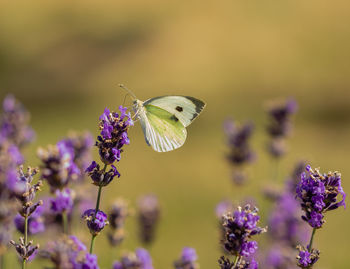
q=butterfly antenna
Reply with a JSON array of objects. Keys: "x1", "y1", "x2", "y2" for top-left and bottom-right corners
[{"x1": 119, "y1": 84, "x2": 137, "y2": 100}]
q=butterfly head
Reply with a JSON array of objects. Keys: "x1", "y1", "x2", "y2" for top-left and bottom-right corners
[{"x1": 132, "y1": 99, "x2": 144, "y2": 119}]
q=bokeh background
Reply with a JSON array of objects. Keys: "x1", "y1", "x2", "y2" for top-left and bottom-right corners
[{"x1": 1, "y1": 0, "x2": 350, "y2": 268}]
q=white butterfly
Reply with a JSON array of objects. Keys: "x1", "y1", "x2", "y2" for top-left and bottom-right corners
[{"x1": 120, "y1": 85, "x2": 206, "y2": 152}]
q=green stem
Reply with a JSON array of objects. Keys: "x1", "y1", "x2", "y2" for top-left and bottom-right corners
[
  {"x1": 233, "y1": 255, "x2": 240, "y2": 266},
  {"x1": 62, "y1": 211, "x2": 68, "y2": 234},
  {"x1": 22, "y1": 215, "x2": 28, "y2": 269},
  {"x1": 89, "y1": 235, "x2": 96, "y2": 254},
  {"x1": 308, "y1": 228, "x2": 317, "y2": 252},
  {"x1": 94, "y1": 185, "x2": 103, "y2": 216}
]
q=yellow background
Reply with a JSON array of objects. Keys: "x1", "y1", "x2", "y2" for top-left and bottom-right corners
[{"x1": 1, "y1": 0, "x2": 350, "y2": 268}]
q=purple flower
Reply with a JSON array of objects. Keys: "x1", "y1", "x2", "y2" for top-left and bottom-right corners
[
  {"x1": 82, "y1": 209, "x2": 108, "y2": 235},
  {"x1": 14, "y1": 206, "x2": 45, "y2": 235},
  {"x1": 268, "y1": 191, "x2": 308, "y2": 246},
  {"x1": 241, "y1": 241, "x2": 258, "y2": 257},
  {"x1": 266, "y1": 98, "x2": 297, "y2": 158},
  {"x1": 137, "y1": 194, "x2": 160, "y2": 244},
  {"x1": 85, "y1": 161, "x2": 120, "y2": 187},
  {"x1": 8, "y1": 144, "x2": 24, "y2": 165},
  {"x1": 57, "y1": 132, "x2": 93, "y2": 179},
  {"x1": 266, "y1": 98, "x2": 297, "y2": 138},
  {"x1": 222, "y1": 205, "x2": 266, "y2": 258},
  {"x1": 10, "y1": 237, "x2": 39, "y2": 262},
  {"x1": 296, "y1": 246, "x2": 319, "y2": 268},
  {"x1": 43, "y1": 235, "x2": 99, "y2": 268},
  {"x1": 0, "y1": 94, "x2": 35, "y2": 147},
  {"x1": 50, "y1": 188, "x2": 74, "y2": 213},
  {"x1": 38, "y1": 142, "x2": 80, "y2": 191},
  {"x1": 113, "y1": 248, "x2": 153, "y2": 269},
  {"x1": 96, "y1": 106, "x2": 132, "y2": 165},
  {"x1": 108, "y1": 198, "x2": 129, "y2": 246},
  {"x1": 224, "y1": 119, "x2": 255, "y2": 166},
  {"x1": 10, "y1": 166, "x2": 43, "y2": 217},
  {"x1": 136, "y1": 248, "x2": 154, "y2": 269},
  {"x1": 174, "y1": 247, "x2": 199, "y2": 269},
  {"x1": 77, "y1": 253, "x2": 99, "y2": 269},
  {"x1": 296, "y1": 165, "x2": 346, "y2": 228}
]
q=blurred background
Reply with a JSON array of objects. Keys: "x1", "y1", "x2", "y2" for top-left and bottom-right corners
[{"x1": 1, "y1": 0, "x2": 350, "y2": 268}]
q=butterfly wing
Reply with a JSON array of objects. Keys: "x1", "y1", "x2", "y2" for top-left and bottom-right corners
[
  {"x1": 139, "y1": 104, "x2": 187, "y2": 152},
  {"x1": 143, "y1": 96, "x2": 205, "y2": 127}
]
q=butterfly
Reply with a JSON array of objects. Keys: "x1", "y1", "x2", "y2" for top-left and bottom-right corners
[{"x1": 120, "y1": 85, "x2": 206, "y2": 152}]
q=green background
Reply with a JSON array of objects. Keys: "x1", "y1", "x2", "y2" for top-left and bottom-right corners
[{"x1": 1, "y1": 0, "x2": 350, "y2": 268}]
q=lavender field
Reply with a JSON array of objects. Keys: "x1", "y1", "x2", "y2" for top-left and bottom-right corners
[{"x1": 0, "y1": 1, "x2": 350, "y2": 268}]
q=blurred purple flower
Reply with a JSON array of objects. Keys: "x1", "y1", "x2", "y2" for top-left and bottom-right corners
[
  {"x1": 43, "y1": 235, "x2": 99, "y2": 268},
  {"x1": 0, "y1": 94, "x2": 35, "y2": 147},
  {"x1": 38, "y1": 142, "x2": 80, "y2": 191},
  {"x1": 14, "y1": 205, "x2": 45, "y2": 235},
  {"x1": 108, "y1": 198, "x2": 129, "y2": 246},
  {"x1": 50, "y1": 188, "x2": 75, "y2": 214},
  {"x1": 137, "y1": 194, "x2": 160, "y2": 244},
  {"x1": 224, "y1": 119, "x2": 255, "y2": 166},
  {"x1": 113, "y1": 248, "x2": 153, "y2": 269},
  {"x1": 174, "y1": 247, "x2": 199, "y2": 269},
  {"x1": 266, "y1": 98, "x2": 297, "y2": 158},
  {"x1": 59, "y1": 132, "x2": 94, "y2": 180}
]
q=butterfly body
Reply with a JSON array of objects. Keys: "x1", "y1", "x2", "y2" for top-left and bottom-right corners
[{"x1": 133, "y1": 96, "x2": 205, "y2": 152}]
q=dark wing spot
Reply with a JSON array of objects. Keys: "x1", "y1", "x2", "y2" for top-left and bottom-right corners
[
  {"x1": 176, "y1": 106, "x2": 183, "y2": 112},
  {"x1": 170, "y1": 115, "x2": 179, "y2": 122}
]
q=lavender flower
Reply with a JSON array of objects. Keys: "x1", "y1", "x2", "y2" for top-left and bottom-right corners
[
  {"x1": 296, "y1": 246, "x2": 319, "y2": 268},
  {"x1": 264, "y1": 161, "x2": 309, "y2": 268},
  {"x1": 220, "y1": 205, "x2": 266, "y2": 268},
  {"x1": 42, "y1": 235, "x2": 99, "y2": 269},
  {"x1": 85, "y1": 161, "x2": 120, "y2": 187},
  {"x1": 174, "y1": 247, "x2": 199, "y2": 269},
  {"x1": 137, "y1": 194, "x2": 160, "y2": 244},
  {"x1": 96, "y1": 106, "x2": 133, "y2": 165},
  {"x1": 14, "y1": 206, "x2": 45, "y2": 235},
  {"x1": 0, "y1": 94, "x2": 35, "y2": 147},
  {"x1": 113, "y1": 248, "x2": 153, "y2": 269},
  {"x1": 38, "y1": 143, "x2": 80, "y2": 191},
  {"x1": 268, "y1": 192, "x2": 308, "y2": 247},
  {"x1": 224, "y1": 120, "x2": 255, "y2": 165},
  {"x1": 265, "y1": 247, "x2": 295, "y2": 269},
  {"x1": 266, "y1": 98, "x2": 297, "y2": 158},
  {"x1": 224, "y1": 120, "x2": 255, "y2": 185},
  {"x1": 222, "y1": 205, "x2": 266, "y2": 257},
  {"x1": 83, "y1": 209, "x2": 109, "y2": 236},
  {"x1": 50, "y1": 188, "x2": 75, "y2": 214},
  {"x1": 10, "y1": 238, "x2": 39, "y2": 263},
  {"x1": 296, "y1": 165, "x2": 346, "y2": 229},
  {"x1": 58, "y1": 132, "x2": 93, "y2": 180},
  {"x1": 9, "y1": 166, "x2": 43, "y2": 264},
  {"x1": 108, "y1": 198, "x2": 129, "y2": 246},
  {"x1": 86, "y1": 106, "x2": 132, "y2": 254},
  {"x1": 11, "y1": 166, "x2": 43, "y2": 218}
]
